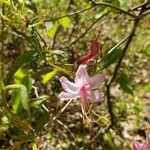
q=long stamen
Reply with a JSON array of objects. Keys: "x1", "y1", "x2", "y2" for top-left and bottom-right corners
[{"x1": 80, "y1": 86, "x2": 90, "y2": 122}]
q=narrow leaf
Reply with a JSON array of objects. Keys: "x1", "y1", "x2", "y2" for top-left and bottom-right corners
[
  {"x1": 98, "y1": 48, "x2": 121, "y2": 71},
  {"x1": 117, "y1": 73, "x2": 133, "y2": 95},
  {"x1": 42, "y1": 69, "x2": 58, "y2": 84},
  {"x1": 6, "y1": 51, "x2": 35, "y2": 84},
  {"x1": 5, "y1": 84, "x2": 30, "y2": 114},
  {"x1": 59, "y1": 16, "x2": 70, "y2": 29},
  {"x1": 35, "y1": 112, "x2": 50, "y2": 133}
]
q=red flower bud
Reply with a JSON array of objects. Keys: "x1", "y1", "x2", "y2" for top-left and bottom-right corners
[{"x1": 76, "y1": 40, "x2": 101, "y2": 67}]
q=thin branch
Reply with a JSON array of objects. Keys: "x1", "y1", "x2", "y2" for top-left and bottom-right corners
[
  {"x1": 34, "y1": 28, "x2": 47, "y2": 47},
  {"x1": 61, "y1": 12, "x2": 109, "y2": 49},
  {"x1": 106, "y1": 4, "x2": 147, "y2": 126},
  {"x1": 57, "y1": 119, "x2": 75, "y2": 139},
  {"x1": 44, "y1": 6, "x2": 95, "y2": 22},
  {"x1": 44, "y1": 1, "x2": 137, "y2": 23},
  {"x1": 88, "y1": 0, "x2": 137, "y2": 18},
  {"x1": 52, "y1": 99, "x2": 73, "y2": 121},
  {"x1": 139, "y1": 10, "x2": 150, "y2": 19},
  {"x1": 51, "y1": 25, "x2": 61, "y2": 49},
  {"x1": 51, "y1": 0, "x2": 72, "y2": 50},
  {"x1": 131, "y1": 1, "x2": 149, "y2": 11}
]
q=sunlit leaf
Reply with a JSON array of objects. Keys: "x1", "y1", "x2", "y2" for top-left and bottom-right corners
[
  {"x1": 42, "y1": 69, "x2": 58, "y2": 84},
  {"x1": 45, "y1": 22, "x2": 58, "y2": 38},
  {"x1": 5, "y1": 84, "x2": 30, "y2": 114},
  {"x1": 32, "y1": 143, "x2": 38, "y2": 150},
  {"x1": 59, "y1": 16, "x2": 70, "y2": 29},
  {"x1": 14, "y1": 69, "x2": 32, "y2": 92},
  {"x1": 0, "y1": 0, "x2": 10, "y2": 5}
]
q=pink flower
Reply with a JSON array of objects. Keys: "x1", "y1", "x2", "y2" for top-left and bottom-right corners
[
  {"x1": 58, "y1": 64, "x2": 104, "y2": 102},
  {"x1": 133, "y1": 132, "x2": 150, "y2": 150}
]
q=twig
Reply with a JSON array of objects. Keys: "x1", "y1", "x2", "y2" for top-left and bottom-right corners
[
  {"x1": 61, "y1": 12, "x2": 109, "y2": 49},
  {"x1": 44, "y1": 6, "x2": 95, "y2": 22},
  {"x1": 1, "y1": 3, "x2": 5, "y2": 55},
  {"x1": 106, "y1": 3, "x2": 147, "y2": 127},
  {"x1": 51, "y1": 25, "x2": 61, "y2": 49},
  {"x1": 87, "y1": 0, "x2": 137, "y2": 18},
  {"x1": 34, "y1": 28, "x2": 47, "y2": 47},
  {"x1": 131, "y1": 1, "x2": 149, "y2": 11},
  {"x1": 139, "y1": 10, "x2": 150, "y2": 19},
  {"x1": 51, "y1": 0, "x2": 72, "y2": 50},
  {"x1": 44, "y1": 1, "x2": 137, "y2": 23},
  {"x1": 52, "y1": 99, "x2": 73, "y2": 121},
  {"x1": 57, "y1": 119, "x2": 75, "y2": 139}
]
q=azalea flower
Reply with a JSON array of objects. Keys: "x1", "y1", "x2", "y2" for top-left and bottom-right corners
[
  {"x1": 58, "y1": 64, "x2": 104, "y2": 103},
  {"x1": 133, "y1": 132, "x2": 150, "y2": 150}
]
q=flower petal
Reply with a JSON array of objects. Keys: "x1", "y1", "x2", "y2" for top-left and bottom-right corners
[
  {"x1": 89, "y1": 74, "x2": 105, "y2": 89},
  {"x1": 132, "y1": 141, "x2": 144, "y2": 150},
  {"x1": 75, "y1": 64, "x2": 89, "y2": 86},
  {"x1": 88, "y1": 90, "x2": 104, "y2": 102},
  {"x1": 58, "y1": 91, "x2": 80, "y2": 101},
  {"x1": 59, "y1": 76, "x2": 79, "y2": 94}
]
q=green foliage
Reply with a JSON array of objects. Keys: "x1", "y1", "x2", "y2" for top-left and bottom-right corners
[
  {"x1": 42, "y1": 69, "x2": 58, "y2": 84},
  {"x1": 98, "y1": 48, "x2": 122, "y2": 71},
  {"x1": 14, "y1": 69, "x2": 32, "y2": 92},
  {"x1": 35, "y1": 112, "x2": 50, "y2": 134},
  {"x1": 5, "y1": 84, "x2": 30, "y2": 114},
  {"x1": 6, "y1": 51, "x2": 35, "y2": 84},
  {"x1": 59, "y1": 16, "x2": 70, "y2": 29},
  {"x1": 45, "y1": 22, "x2": 58, "y2": 38},
  {"x1": 117, "y1": 73, "x2": 133, "y2": 96},
  {"x1": 32, "y1": 143, "x2": 38, "y2": 150},
  {"x1": 103, "y1": 130, "x2": 120, "y2": 150}
]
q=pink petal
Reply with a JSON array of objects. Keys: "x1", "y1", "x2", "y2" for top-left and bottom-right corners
[
  {"x1": 89, "y1": 74, "x2": 105, "y2": 89},
  {"x1": 58, "y1": 91, "x2": 80, "y2": 101},
  {"x1": 75, "y1": 64, "x2": 89, "y2": 86},
  {"x1": 132, "y1": 141, "x2": 144, "y2": 150},
  {"x1": 88, "y1": 90, "x2": 104, "y2": 102},
  {"x1": 59, "y1": 76, "x2": 79, "y2": 94}
]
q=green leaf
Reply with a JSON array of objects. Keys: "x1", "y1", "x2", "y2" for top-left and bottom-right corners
[
  {"x1": 0, "y1": 0, "x2": 10, "y2": 5},
  {"x1": 6, "y1": 51, "x2": 35, "y2": 84},
  {"x1": 32, "y1": 143, "x2": 38, "y2": 150},
  {"x1": 14, "y1": 69, "x2": 32, "y2": 92},
  {"x1": 117, "y1": 73, "x2": 133, "y2": 96},
  {"x1": 45, "y1": 22, "x2": 58, "y2": 38},
  {"x1": 35, "y1": 112, "x2": 50, "y2": 133},
  {"x1": 5, "y1": 84, "x2": 30, "y2": 114},
  {"x1": 59, "y1": 16, "x2": 70, "y2": 29},
  {"x1": 42, "y1": 69, "x2": 58, "y2": 84},
  {"x1": 98, "y1": 48, "x2": 121, "y2": 71},
  {"x1": 20, "y1": 76, "x2": 32, "y2": 92}
]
